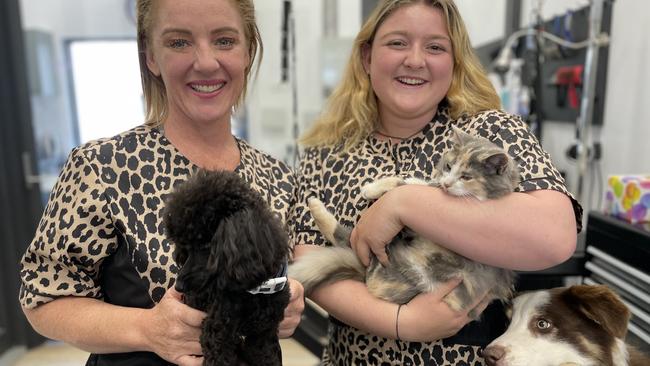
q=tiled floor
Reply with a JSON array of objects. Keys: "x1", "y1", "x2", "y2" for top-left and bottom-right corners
[{"x1": 0, "y1": 339, "x2": 319, "y2": 366}]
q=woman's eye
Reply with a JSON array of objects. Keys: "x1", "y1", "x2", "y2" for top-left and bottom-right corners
[
  {"x1": 387, "y1": 40, "x2": 406, "y2": 48},
  {"x1": 536, "y1": 319, "x2": 552, "y2": 330},
  {"x1": 427, "y1": 44, "x2": 446, "y2": 53},
  {"x1": 215, "y1": 38, "x2": 236, "y2": 48},
  {"x1": 168, "y1": 39, "x2": 189, "y2": 49}
]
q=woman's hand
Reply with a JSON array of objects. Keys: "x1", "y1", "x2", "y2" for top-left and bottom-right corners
[
  {"x1": 142, "y1": 287, "x2": 206, "y2": 366},
  {"x1": 278, "y1": 277, "x2": 305, "y2": 338},
  {"x1": 398, "y1": 278, "x2": 491, "y2": 342},
  {"x1": 351, "y1": 188, "x2": 405, "y2": 266}
]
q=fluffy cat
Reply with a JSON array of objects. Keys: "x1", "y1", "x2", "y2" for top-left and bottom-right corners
[{"x1": 289, "y1": 127, "x2": 518, "y2": 319}]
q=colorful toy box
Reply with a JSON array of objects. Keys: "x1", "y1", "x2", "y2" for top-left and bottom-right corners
[{"x1": 603, "y1": 175, "x2": 650, "y2": 224}]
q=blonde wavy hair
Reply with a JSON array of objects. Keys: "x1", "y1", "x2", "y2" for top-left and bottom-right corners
[
  {"x1": 136, "y1": 0, "x2": 263, "y2": 127},
  {"x1": 301, "y1": 0, "x2": 500, "y2": 150}
]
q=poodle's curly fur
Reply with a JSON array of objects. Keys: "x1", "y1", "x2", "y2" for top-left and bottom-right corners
[{"x1": 164, "y1": 170, "x2": 290, "y2": 366}]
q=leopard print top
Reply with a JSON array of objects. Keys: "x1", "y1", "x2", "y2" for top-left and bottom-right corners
[
  {"x1": 19, "y1": 125, "x2": 296, "y2": 312},
  {"x1": 290, "y1": 106, "x2": 582, "y2": 366}
]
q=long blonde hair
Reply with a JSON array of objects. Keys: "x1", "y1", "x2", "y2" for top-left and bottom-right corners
[
  {"x1": 136, "y1": 0, "x2": 263, "y2": 127},
  {"x1": 301, "y1": 0, "x2": 500, "y2": 150}
]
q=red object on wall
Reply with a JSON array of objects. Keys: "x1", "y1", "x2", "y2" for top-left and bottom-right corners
[{"x1": 552, "y1": 65, "x2": 584, "y2": 109}]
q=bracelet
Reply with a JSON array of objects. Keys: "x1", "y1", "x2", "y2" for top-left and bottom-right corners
[{"x1": 395, "y1": 304, "x2": 403, "y2": 341}]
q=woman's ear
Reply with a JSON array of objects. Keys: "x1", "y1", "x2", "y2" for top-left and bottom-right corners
[
  {"x1": 361, "y1": 42, "x2": 372, "y2": 74},
  {"x1": 146, "y1": 46, "x2": 161, "y2": 76}
]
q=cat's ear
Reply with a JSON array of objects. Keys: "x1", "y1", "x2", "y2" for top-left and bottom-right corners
[
  {"x1": 451, "y1": 126, "x2": 472, "y2": 146},
  {"x1": 484, "y1": 153, "x2": 509, "y2": 175}
]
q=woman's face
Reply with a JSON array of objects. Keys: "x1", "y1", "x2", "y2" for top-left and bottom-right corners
[
  {"x1": 146, "y1": 0, "x2": 249, "y2": 126},
  {"x1": 363, "y1": 3, "x2": 454, "y2": 126}
]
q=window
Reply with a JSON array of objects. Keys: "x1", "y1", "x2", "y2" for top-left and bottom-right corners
[{"x1": 68, "y1": 39, "x2": 144, "y2": 143}]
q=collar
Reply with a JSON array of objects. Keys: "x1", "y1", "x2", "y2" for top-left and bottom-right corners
[{"x1": 247, "y1": 259, "x2": 288, "y2": 295}]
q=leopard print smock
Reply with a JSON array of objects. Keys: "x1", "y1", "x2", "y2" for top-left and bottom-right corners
[
  {"x1": 20, "y1": 125, "x2": 296, "y2": 311},
  {"x1": 290, "y1": 106, "x2": 582, "y2": 366}
]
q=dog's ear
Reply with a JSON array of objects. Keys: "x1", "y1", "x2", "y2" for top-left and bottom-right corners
[
  {"x1": 208, "y1": 208, "x2": 289, "y2": 291},
  {"x1": 563, "y1": 285, "x2": 630, "y2": 339}
]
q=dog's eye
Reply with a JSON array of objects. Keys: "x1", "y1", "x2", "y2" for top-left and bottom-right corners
[{"x1": 536, "y1": 319, "x2": 552, "y2": 330}]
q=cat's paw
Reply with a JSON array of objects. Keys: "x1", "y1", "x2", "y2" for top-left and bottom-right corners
[
  {"x1": 307, "y1": 198, "x2": 338, "y2": 242},
  {"x1": 403, "y1": 177, "x2": 430, "y2": 186},
  {"x1": 361, "y1": 177, "x2": 405, "y2": 199},
  {"x1": 307, "y1": 197, "x2": 328, "y2": 221}
]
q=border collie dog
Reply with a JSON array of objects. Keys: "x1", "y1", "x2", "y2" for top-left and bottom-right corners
[{"x1": 483, "y1": 285, "x2": 650, "y2": 366}]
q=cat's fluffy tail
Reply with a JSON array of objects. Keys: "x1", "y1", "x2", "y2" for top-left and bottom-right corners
[{"x1": 288, "y1": 247, "x2": 365, "y2": 295}]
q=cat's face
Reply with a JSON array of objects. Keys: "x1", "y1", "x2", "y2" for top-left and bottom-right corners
[{"x1": 435, "y1": 127, "x2": 518, "y2": 200}]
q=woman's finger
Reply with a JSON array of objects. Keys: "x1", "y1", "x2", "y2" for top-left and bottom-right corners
[
  {"x1": 350, "y1": 228, "x2": 371, "y2": 266},
  {"x1": 177, "y1": 354, "x2": 204, "y2": 366},
  {"x1": 468, "y1": 293, "x2": 491, "y2": 318},
  {"x1": 434, "y1": 277, "x2": 463, "y2": 299},
  {"x1": 179, "y1": 305, "x2": 207, "y2": 328},
  {"x1": 369, "y1": 242, "x2": 389, "y2": 266}
]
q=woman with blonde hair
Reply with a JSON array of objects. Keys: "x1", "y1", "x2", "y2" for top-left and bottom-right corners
[
  {"x1": 291, "y1": 0, "x2": 581, "y2": 364},
  {"x1": 19, "y1": 0, "x2": 304, "y2": 365}
]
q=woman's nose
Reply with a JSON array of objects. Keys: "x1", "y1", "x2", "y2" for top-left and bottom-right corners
[
  {"x1": 193, "y1": 45, "x2": 220, "y2": 72},
  {"x1": 404, "y1": 47, "x2": 425, "y2": 69}
]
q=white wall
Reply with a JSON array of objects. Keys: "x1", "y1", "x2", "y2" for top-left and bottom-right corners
[
  {"x1": 520, "y1": 0, "x2": 590, "y2": 26},
  {"x1": 247, "y1": 0, "x2": 361, "y2": 163},
  {"x1": 21, "y1": 0, "x2": 135, "y2": 37},
  {"x1": 599, "y1": 0, "x2": 650, "y2": 175},
  {"x1": 455, "y1": 0, "x2": 506, "y2": 46}
]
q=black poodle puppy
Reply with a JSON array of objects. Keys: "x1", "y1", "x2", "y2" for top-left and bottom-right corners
[{"x1": 164, "y1": 170, "x2": 290, "y2": 366}]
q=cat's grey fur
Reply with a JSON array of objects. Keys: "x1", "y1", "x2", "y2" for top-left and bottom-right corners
[{"x1": 289, "y1": 127, "x2": 518, "y2": 319}]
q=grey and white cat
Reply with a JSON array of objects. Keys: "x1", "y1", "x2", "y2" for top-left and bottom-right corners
[{"x1": 289, "y1": 127, "x2": 518, "y2": 319}]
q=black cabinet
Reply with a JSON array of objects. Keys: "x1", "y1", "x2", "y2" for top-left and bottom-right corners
[{"x1": 584, "y1": 211, "x2": 650, "y2": 353}]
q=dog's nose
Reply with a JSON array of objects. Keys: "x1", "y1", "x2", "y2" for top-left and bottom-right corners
[{"x1": 483, "y1": 345, "x2": 506, "y2": 365}]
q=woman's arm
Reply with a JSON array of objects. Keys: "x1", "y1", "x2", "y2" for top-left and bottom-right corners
[
  {"x1": 293, "y1": 245, "x2": 487, "y2": 342},
  {"x1": 22, "y1": 288, "x2": 204, "y2": 365},
  {"x1": 352, "y1": 185, "x2": 577, "y2": 271}
]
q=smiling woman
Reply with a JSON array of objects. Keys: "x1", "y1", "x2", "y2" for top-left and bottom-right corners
[
  {"x1": 18, "y1": 0, "x2": 305, "y2": 365},
  {"x1": 290, "y1": 0, "x2": 582, "y2": 365},
  {"x1": 143, "y1": 0, "x2": 250, "y2": 139},
  {"x1": 361, "y1": 3, "x2": 454, "y2": 139}
]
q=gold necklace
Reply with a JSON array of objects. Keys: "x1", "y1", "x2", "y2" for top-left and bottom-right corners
[{"x1": 374, "y1": 129, "x2": 421, "y2": 141}]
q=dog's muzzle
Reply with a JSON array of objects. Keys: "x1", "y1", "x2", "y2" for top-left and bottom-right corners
[{"x1": 247, "y1": 260, "x2": 288, "y2": 295}]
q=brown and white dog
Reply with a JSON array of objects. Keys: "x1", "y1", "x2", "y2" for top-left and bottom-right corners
[{"x1": 483, "y1": 285, "x2": 650, "y2": 366}]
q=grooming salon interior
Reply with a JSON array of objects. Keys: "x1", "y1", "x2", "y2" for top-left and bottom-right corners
[{"x1": 1, "y1": 0, "x2": 649, "y2": 364}]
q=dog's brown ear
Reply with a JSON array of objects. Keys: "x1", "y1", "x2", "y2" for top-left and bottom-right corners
[{"x1": 563, "y1": 285, "x2": 630, "y2": 338}]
